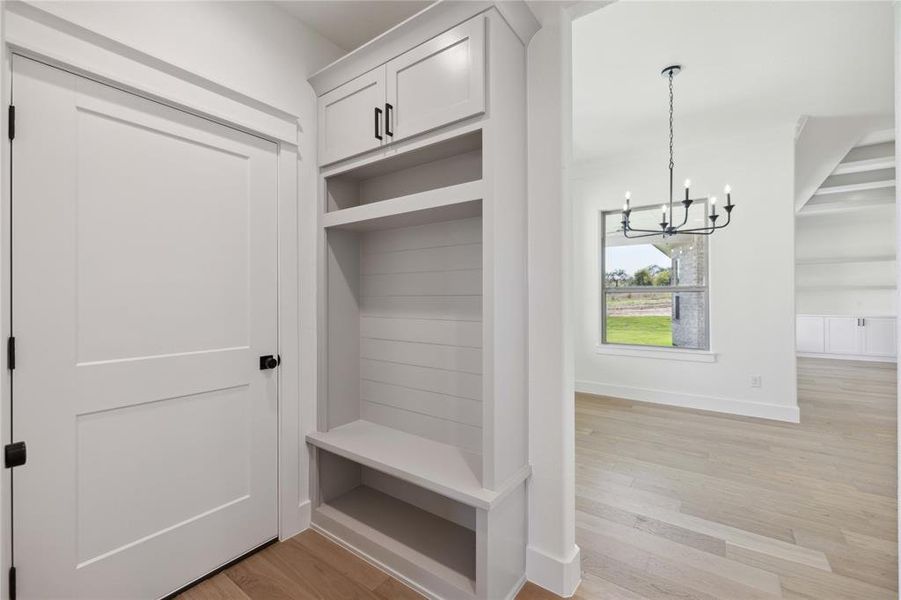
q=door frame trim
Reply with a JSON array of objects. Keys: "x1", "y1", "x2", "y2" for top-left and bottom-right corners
[
  {"x1": 4, "y1": 3, "x2": 299, "y2": 145},
  {"x1": 0, "y1": 3, "x2": 316, "y2": 596}
]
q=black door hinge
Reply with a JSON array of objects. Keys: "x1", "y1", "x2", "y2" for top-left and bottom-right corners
[
  {"x1": 5, "y1": 442, "x2": 25, "y2": 469},
  {"x1": 8, "y1": 105, "x2": 14, "y2": 141},
  {"x1": 8, "y1": 566, "x2": 15, "y2": 600},
  {"x1": 7, "y1": 336, "x2": 15, "y2": 371}
]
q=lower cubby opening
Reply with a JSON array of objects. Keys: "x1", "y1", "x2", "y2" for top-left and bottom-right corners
[{"x1": 314, "y1": 450, "x2": 477, "y2": 598}]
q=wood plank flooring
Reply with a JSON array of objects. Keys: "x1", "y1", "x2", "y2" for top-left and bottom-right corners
[
  {"x1": 556, "y1": 357, "x2": 898, "y2": 600},
  {"x1": 181, "y1": 357, "x2": 897, "y2": 600},
  {"x1": 177, "y1": 530, "x2": 424, "y2": 600}
]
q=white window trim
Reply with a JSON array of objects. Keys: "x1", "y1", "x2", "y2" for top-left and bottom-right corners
[
  {"x1": 598, "y1": 204, "x2": 711, "y2": 352},
  {"x1": 594, "y1": 343, "x2": 718, "y2": 362}
]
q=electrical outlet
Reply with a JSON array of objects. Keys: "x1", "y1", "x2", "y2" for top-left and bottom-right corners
[{"x1": 750, "y1": 375, "x2": 762, "y2": 388}]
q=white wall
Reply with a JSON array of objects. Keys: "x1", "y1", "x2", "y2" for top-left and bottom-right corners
[
  {"x1": 29, "y1": 1, "x2": 344, "y2": 118},
  {"x1": 573, "y1": 128, "x2": 800, "y2": 422}
]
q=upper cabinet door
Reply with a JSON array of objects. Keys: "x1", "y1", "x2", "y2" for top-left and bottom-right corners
[
  {"x1": 386, "y1": 17, "x2": 485, "y2": 142},
  {"x1": 862, "y1": 317, "x2": 897, "y2": 357},
  {"x1": 318, "y1": 66, "x2": 386, "y2": 166}
]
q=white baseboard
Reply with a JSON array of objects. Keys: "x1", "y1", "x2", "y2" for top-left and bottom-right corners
[
  {"x1": 575, "y1": 380, "x2": 800, "y2": 423},
  {"x1": 526, "y1": 544, "x2": 581, "y2": 598},
  {"x1": 298, "y1": 499, "x2": 311, "y2": 527},
  {"x1": 504, "y1": 574, "x2": 528, "y2": 600},
  {"x1": 797, "y1": 352, "x2": 896, "y2": 363}
]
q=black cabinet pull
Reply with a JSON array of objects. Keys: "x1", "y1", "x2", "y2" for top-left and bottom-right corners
[
  {"x1": 374, "y1": 107, "x2": 383, "y2": 141},
  {"x1": 385, "y1": 103, "x2": 394, "y2": 137}
]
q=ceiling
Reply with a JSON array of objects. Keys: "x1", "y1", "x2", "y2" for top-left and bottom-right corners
[
  {"x1": 275, "y1": 0, "x2": 433, "y2": 52},
  {"x1": 572, "y1": 1, "x2": 894, "y2": 163}
]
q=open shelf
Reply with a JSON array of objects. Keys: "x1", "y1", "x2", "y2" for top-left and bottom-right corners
[
  {"x1": 799, "y1": 191, "x2": 895, "y2": 216},
  {"x1": 796, "y1": 284, "x2": 895, "y2": 292},
  {"x1": 832, "y1": 156, "x2": 895, "y2": 175},
  {"x1": 796, "y1": 255, "x2": 896, "y2": 265},
  {"x1": 322, "y1": 180, "x2": 483, "y2": 232},
  {"x1": 814, "y1": 179, "x2": 895, "y2": 196},
  {"x1": 325, "y1": 130, "x2": 482, "y2": 213},
  {"x1": 308, "y1": 420, "x2": 499, "y2": 509},
  {"x1": 314, "y1": 485, "x2": 476, "y2": 597}
]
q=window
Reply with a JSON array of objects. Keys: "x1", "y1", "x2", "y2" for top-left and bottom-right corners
[{"x1": 600, "y1": 203, "x2": 709, "y2": 350}]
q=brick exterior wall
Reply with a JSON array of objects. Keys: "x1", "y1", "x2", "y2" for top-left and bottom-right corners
[{"x1": 671, "y1": 241, "x2": 707, "y2": 349}]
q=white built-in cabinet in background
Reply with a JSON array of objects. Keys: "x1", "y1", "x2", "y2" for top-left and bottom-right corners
[
  {"x1": 308, "y1": 5, "x2": 536, "y2": 600},
  {"x1": 796, "y1": 315, "x2": 896, "y2": 361},
  {"x1": 796, "y1": 316, "x2": 826, "y2": 354},
  {"x1": 861, "y1": 317, "x2": 897, "y2": 356}
]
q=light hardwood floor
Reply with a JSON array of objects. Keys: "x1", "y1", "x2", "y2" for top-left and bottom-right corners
[{"x1": 181, "y1": 357, "x2": 897, "y2": 600}]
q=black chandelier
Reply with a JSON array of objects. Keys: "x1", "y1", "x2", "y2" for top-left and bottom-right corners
[{"x1": 621, "y1": 65, "x2": 735, "y2": 238}]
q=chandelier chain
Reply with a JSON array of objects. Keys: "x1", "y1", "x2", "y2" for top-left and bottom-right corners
[{"x1": 668, "y1": 71, "x2": 674, "y2": 171}]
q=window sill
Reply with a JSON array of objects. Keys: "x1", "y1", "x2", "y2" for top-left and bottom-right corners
[{"x1": 594, "y1": 344, "x2": 718, "y2": 363}]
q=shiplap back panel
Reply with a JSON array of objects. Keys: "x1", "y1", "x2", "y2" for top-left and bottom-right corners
[
  {"x1": 359, "y1": 216, "x2": 483, "y2": 453},
  {"x1": 327, "y1": 231, "x2": 362, "y2": 429}
]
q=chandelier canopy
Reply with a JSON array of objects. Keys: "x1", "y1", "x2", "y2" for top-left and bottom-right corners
[{"x1": 621, "y1": 65, "x2": 735, "y2": 238}]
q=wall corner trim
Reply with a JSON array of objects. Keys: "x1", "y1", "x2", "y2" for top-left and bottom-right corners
[
  {"x1": 576, "y1": 380, "x2": 801, "y2": 423},
  {"x1": 289, "y1": 500, "x2": 312, "y2": 540},
  {"x1": 526, "y1": 544, "x2": 582, "y2": 598}
]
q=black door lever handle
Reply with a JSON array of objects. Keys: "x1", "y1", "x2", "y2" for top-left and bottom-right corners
[{"x1": 260, "y1": 355, "x2": 280, "y2": 370}]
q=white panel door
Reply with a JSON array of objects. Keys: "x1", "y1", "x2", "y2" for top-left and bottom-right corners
[
  {"x1": 796, "y1": 316, "x2": 825, "y2": 353},
  {"x1": 385, "y1": 16, "x2": 485, "y2": 142},
  {"x1": 825, "y1": 317, "x2": 861, "y2": 355},
  {"x1": 862, "y1": 317, "x2": 897, "y2": 357},
  {"x1": 12, "y1": 56, "x2": 278, "y2": 598},
  {"x1": 318, "y1": 66, "x2": 386, "y2": 166}
]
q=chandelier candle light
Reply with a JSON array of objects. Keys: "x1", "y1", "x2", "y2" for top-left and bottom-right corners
[{"x1": 621, "y1": 65, "x2": 735, "y2": 238}]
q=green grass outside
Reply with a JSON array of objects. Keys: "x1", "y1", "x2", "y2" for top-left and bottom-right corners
[{"x1": 606, "y1": 315, "x2": 673, "y2": 347}]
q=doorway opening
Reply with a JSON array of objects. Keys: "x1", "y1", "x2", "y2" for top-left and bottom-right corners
[{"x1": 570, "y1": 2, "x2": 897, "y2": 597}]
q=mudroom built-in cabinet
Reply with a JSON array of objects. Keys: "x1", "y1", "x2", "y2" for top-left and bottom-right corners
[{"x1": 307, "y1": 4, "x2": 537, "y2": 600}]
